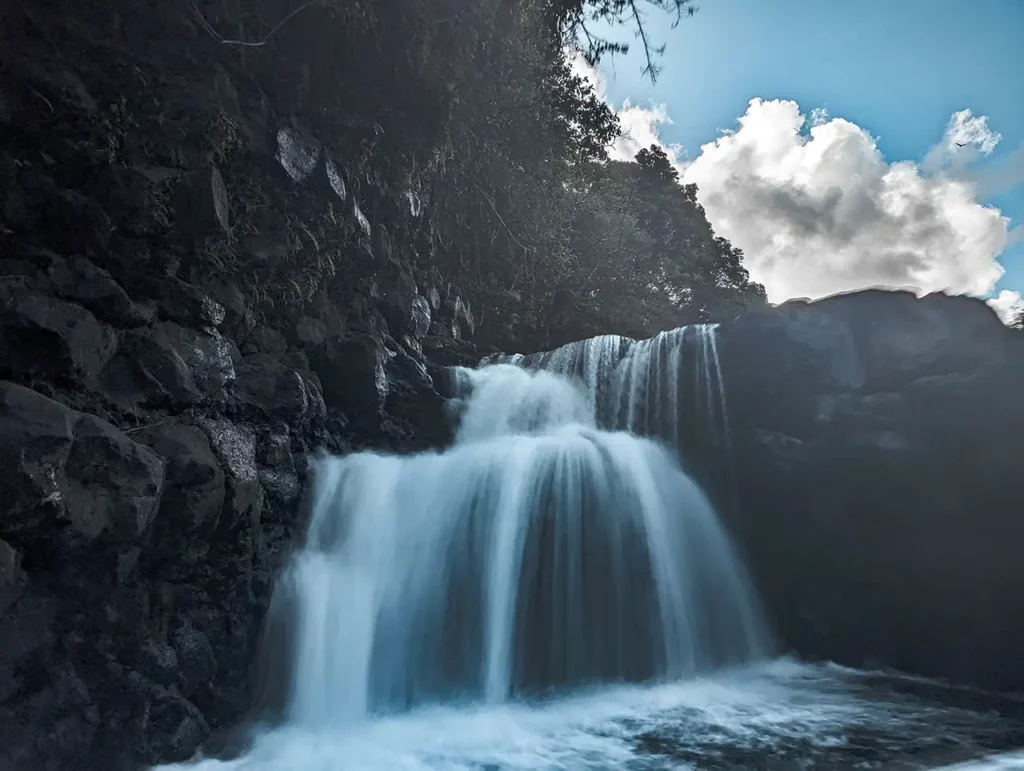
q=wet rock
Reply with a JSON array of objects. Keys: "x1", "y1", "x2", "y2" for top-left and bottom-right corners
[
  {"x1": 300, "y1": 371, "x2": 327, "y2": 427},
  {"x1": 2, "y1": 53, "x2": 97, "y2": 116},
  {"x1": 136, "y1": 640, "x2": 179, "y2": 687},
  {"x1": 275, "y1": 126, "x2": 321, "y2": 183},
  {"x1": 376, "y1": 224, "x2": 393, "y2": 263},
  {"x1": 295, "y1": 316, "x2": 328, "y2": 347},
  {"x1": 309, "y1": 333, "x2": 389, "y2": 420},
  {"x1": 405, "y1": 191, "x2": 422, "y2": 218},
  {"x1": 257, "y1": 429, "x2": 299, "y2": 505},
  {"x1": 428, "y1": 286, "x2": 441, "y2": 312},
  {"x1": 62, "y1": 412, "x2": 165, "y2": 546},
  {"x1": 324, "y1": 156, "x2": 347, "y2": 202},
  {"x1": 47, "y1": 256, "x2": 147, "y2": 327},
  {"x1": 159, "y1": 322, "x2": 235, "y2": 400},
  {"x1": 118, "y1": 672, "x2": 210, "y2": 765},
  {"x1": 0, "y1": 538, "x2": 26, "y2": 618},
  {"x1": 411, "y1": 296, "x2": 432, "y2": 339},
  {"x1": 153, "y1": 278, "x2": 226, "y2": 329},
  {"x1": 0, "y1": 381, "x2": 165, "y2": 550},
  {"x1": 207, "y1": 279, "x2": 254, "y2": 334},
  {"x1": 421, "y1": 334, "x2": 481, "y2": 367},
  {"x1": 353, "y1": 200, "x2": 371, "y2": 242},
  {"x1": 103, "y1": 326, "x2": 201, "y2": 407},
  {"x1": 446, "y1": 294, "x2": 475, "y2": 338},
  {"x1": 717, "y1": 289, "x2": 1024, "y2": 692},
  {"x1": 0, "y1": 585, "x2": 59, "y2": 701},
  {"x1": 105, "y1": 322, "x2": 234, "y2": 406},
  {"x1": 248, "y1": 326, "x2": 288, "y2": 358},
  {"x1": 137, "y1": 423, "x2": 225, "y2": 559},
  {"x1": 210, "y1": 166, "x2": 231, "y2": 235},
  {"x1": 233, "y1": 353, "x2": 308, "y2": 420},
  {"x1": 172, "y1": 621, "x2": 217, "y2": 698},
  {"x1": 0, "y1": 380, "x2": 75, "y2": 536},
  {"x1": 199, "y1": 419, "x2": 261, "y2": 527},
  {"x1": 171, "y1": 167, "x2": 233, "y2": 239},
  {"x1": 0, "y1": 279, "x2": 117, "y2": 387},
  {"x1": 379, "y1": 264, "x2": 420, "y2": 338}
]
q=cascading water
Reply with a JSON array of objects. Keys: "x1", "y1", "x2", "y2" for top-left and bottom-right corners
[
  {"x1": 266, "y1": 363, "x2": 767, "y2": 726},
  {"x1": 160, "y1": 329, "x2": 1024, "y2": 771},
  {"x1": 487, "y1": 324, "x2": 730, "y2": 452}
]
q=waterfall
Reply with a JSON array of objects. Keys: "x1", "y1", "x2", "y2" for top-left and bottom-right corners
[
  {"x1": 260, "y1": 352, "x2": 768, "y2": 729},
  {"x1": 487, "y1": 324, "x2": 731, "y2": 456}
]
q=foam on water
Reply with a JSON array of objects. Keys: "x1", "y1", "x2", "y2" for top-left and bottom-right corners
[{"x1": 158, "y1": 660, "x2": 1024, "y2": 770}]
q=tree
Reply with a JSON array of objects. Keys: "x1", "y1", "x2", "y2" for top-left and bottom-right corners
[{"x1": 545, "y1": 0, "x2": 700, "y2": 81}]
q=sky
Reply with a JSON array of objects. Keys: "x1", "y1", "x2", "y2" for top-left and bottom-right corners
[{"x1": 582, "y1": 0, "x2": 1024, "y2": 320}]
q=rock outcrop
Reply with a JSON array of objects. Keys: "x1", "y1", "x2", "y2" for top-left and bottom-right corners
[
  {"x1": 0, "y1": 1, "x2": 479, "y2": 767},
  {"x1": 716, "y1": 290, "x2": 1024, "y2": 693}
]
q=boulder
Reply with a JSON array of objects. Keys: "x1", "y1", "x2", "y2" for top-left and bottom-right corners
[
  {"x1": 199, "y1": 419, "x2": 262, "y2": 530},
  {"x1": 0, "y1": 382, "x2": 165, "y2": 557},
  {"x1": 137, "y1": 423, "x2": 225, "y2": 567},
  {"x1": 0, "y1": 279, "x2": 117, "y2": 387},
  {"x1": 233, "y1": 353, "x2": 308, "y2": 420},
  {"x1": 309, "y1": 333, "x2": 389, "y2": 420},
  {"x1": 103, "y1": 322, "x2": 235, "y2": 406},
  {"x1": 275, "y1": 126, "x2": 321, "y2": 184},
  {"x1": 62, "y1": 413, "x2": 165, "y2": 547},
  {"x1": 47, "y1": 256, "x2": 148, "y2": 327},
  {"x1": 257, "y1": 429, "x2": 300, "y2": 505}
]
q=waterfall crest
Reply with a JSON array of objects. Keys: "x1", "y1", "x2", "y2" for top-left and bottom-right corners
[{"x1": 262, "y1": 350, "x2": 767, "y2": 729}]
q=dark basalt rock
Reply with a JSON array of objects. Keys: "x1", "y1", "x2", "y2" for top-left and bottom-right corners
[
  {"x1": 0, "y1": 4, "x2": 469, "y2": 766},
  {"x1": 275, "y1": 126, "x2": 322, "y2": 184},
  {"x1": 716, "y1": 290, "x2": 1024, "y2": 693},
  {"x1": 103, "y1": 322, "x2": 236, "y2": 407},
  {"x1": 233, "y1": 353, "x2": 309, "y2": 420},
  {"x1": 136, "y1": 422, "x2": 225, "y2": 574},
  {"x1": 257, "y1": 429, "x2": 300, "y2": 505},
  {"x1": 47, "y1": 255, "x2": 149, "y2": 327},
  {"x1": 0, "y1": 381, "x2": 165, "y2": 553},
  {"x1": 0, "y1": 279, "x2": 117, "y2": 388},
  {"x1": 309, "y1": 332, "x2": 389, "y2": 421}
]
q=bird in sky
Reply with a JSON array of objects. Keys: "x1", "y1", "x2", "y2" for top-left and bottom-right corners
[{"x1": 955, "y1": 142, "x2": 967, "y2": 148}]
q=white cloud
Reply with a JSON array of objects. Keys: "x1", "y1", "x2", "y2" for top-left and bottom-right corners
[
  {"x1": 569, "y1": 55, "x2": 683, "y2": 167},
  {"x1": 573, "y1": 55, "x2": 1021, "y2": 323},
  {"x1": 988, "y1": 290, "x2": 1024, "y2": 325},
  {"x1": 680, "y1": 98, "x2": 1013, "y2": 305},
  {"x1": 923, "y1": 108, "x2": 1002, "y2": 174}
]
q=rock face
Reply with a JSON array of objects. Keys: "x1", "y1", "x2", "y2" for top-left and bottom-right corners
[
  {"x1": 0, "y1": 3, "x2": 478, "y2": 767},
  {"x1": 715, "y1": 290, "x2": 1024, "y2": 692}
]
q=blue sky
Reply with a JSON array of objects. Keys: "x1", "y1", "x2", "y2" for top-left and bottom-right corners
[{"x1": 590, "y1": 0, "x2": 1024, "y2": 310}]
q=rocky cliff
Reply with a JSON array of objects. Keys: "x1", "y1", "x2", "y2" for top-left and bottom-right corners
[
  {"x1": 718, "y1": 290, "x2": 1024, "y2": 694},
  {"x1": 0, "y1": 2, "x2": 479, "y2": 769}
]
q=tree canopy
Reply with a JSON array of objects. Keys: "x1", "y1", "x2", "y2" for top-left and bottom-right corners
[{"x1": 191, "y1": 0, "x2": 765, "y2": 348}]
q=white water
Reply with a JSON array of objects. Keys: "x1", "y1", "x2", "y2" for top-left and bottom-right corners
[
  {"x1": 272, "y1": 363, "x2": 767, "y2": 724},
  {"x1": 155, "y1": 335, "x2": 1024, "y2": 770},
  {"x1": 160, "y1": 659, "x2": 1024, "y2": 770},
  {"x1": 488, "y1": 324, "x2": 730, "y2": 452}
]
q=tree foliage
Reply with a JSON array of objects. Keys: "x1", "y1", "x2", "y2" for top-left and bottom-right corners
[{"x1": 198, "y1": 0, "x2": 764, "y2": 348}]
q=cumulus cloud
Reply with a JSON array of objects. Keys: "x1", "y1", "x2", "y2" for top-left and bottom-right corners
[
  {"x1": 988, "y1": 290, "x2": 1024, "y2": 325},
  {"x1": 572, "y1": 55, "x2": 1020, "y2": 321},
  {"x1": 569, "y1": 55, "x2": 682, "y2": 167},
  {"x1": 680, "y1": 98, "x2": 1013, "y2": 304}
]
